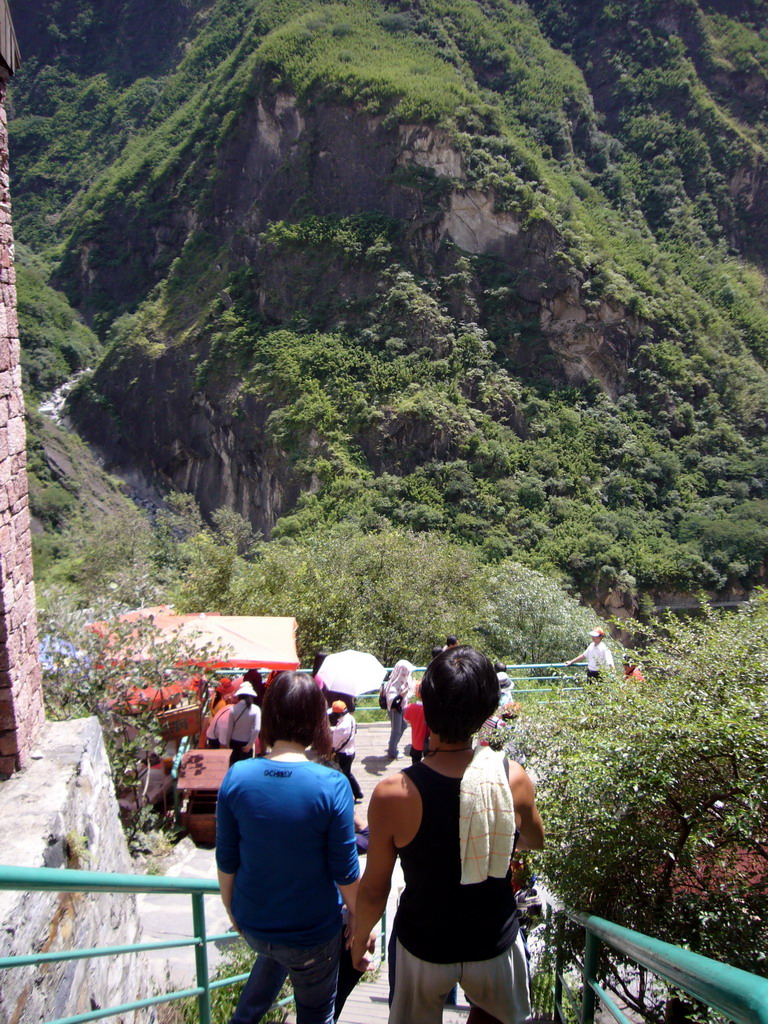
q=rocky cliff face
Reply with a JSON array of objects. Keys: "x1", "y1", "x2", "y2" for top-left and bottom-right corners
[
  {"x1": 68, "y1": 92, "x2": 643, "y2": 535},
  {"x1": 0, "y1": 718, "x2": 152, "y2": 1024},
  {"x1": 13, "y1": 0, "x2": 768, "y2": 603},
  {"x1": 70, "y1": 348, "x2": 295, "y2": 534}
]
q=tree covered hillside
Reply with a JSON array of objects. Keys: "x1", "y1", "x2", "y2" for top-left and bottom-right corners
[{"x1": 9, "y1": 0, "x2": 768, "y2": 610}]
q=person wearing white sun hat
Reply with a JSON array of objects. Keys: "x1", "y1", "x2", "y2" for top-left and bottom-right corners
[
  {"x1": 224, "y1": 680, "x2": 262, "y2": 764},
  {"x1": 565, "y1": 627, "x2": 615, "y2": 679}
]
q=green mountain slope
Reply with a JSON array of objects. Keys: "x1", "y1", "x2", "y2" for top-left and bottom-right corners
[
  {"x1": 13, "y1": 243, "x2": 137, "y2": 567},
  {"x1": 9, "y1": 0, "x2": 768, "y2": 608}
]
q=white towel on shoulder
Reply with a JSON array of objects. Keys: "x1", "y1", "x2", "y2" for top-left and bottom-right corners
[{"x1": 459, "y1": 746, "x2": 516, "y2": 885}]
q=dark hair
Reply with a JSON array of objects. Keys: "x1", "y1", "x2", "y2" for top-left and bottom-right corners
[
  {"x1": 243, "y1": 669, "x2": 268, "y2": 706},
  {"x1": 446, "y1": 635, "x2": 458, "y2": 647},
  {"x1": 421, "y1": 646, "x2": 500, "y2": 743},
  {"x1": 312, "y1": 650, "x2": 329, "y2": 678},
  {"x1": 494, "y1": 661, "x2": 506, "y2": 674},
  {"x1": 431, "y1": 645, "x2": 444, "y2": 661},
  {"x1": 260, "y1": 671, "x2": 332, "y2": 755}
]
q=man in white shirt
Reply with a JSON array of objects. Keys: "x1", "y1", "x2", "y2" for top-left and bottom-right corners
[{"x1": 566, "y1": 628, "x2": 615, "y2": 679}]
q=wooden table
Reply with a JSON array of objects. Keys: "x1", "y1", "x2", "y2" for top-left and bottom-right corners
[
  {"x1": 176, "y1": 749, "x2": 231, "y2": 844},
  {"x1": 177, "y1": 749, "x2": 231, "y2": 790}
]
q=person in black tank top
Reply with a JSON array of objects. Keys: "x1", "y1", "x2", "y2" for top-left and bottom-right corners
[
  {"x1": 352, "y1": 646, "x2": 545, "y2": 1024},
  {"x1": 395, "y1": 761, "x2": 520, "y2": 964}
]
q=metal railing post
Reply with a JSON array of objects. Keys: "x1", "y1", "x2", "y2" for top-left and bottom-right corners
[
  {"x1": 554, "y1": 910, "x2": 564, "y2": 1024},
  {"x1": 191, "y1": 892, "x2": 212, "y2": 1024},
  {"x1": 581, "y1": 930, "x2": 600, "y2": 1024}
]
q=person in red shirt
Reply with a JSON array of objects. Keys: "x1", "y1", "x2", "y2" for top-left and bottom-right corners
[
  {"x1": 623, "y1": 656, "x2": 645, "y2": 682},
  {"x1": 403, "y1": 684, "x2": 429, "y2": 763}
]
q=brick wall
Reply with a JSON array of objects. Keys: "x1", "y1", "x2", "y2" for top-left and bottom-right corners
[{"x1": 0, "y1": 70, "x2": 44, "y2": 778}]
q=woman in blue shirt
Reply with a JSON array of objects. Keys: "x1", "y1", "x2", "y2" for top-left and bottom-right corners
[{"x1": 216, "y1": 671, "x2": 360, "y2": 1024}]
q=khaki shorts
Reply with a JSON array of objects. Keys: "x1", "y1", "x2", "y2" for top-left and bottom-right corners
[{"x1": 389, "y1": 932, "x2": 531, "y2": 1024}]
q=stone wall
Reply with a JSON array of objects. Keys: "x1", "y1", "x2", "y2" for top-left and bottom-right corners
[
  {"x1": 0, "y1": 68, "x2": 44, "y2": 778},
  {"x1": 0, "y1": 718, "x2": 153, "y2": 1024}
]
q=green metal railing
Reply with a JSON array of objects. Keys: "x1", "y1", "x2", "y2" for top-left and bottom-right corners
[
  {"x1": 0, "y1": 864, "x2": 252, "y2": 1024},
  {"x1": 0, "y1": 863, "x2": 385, "y2": 1024},
  {"x1": 554, "y1": 910, "x2": 768, "y2": 1024},
  {"x1": 498, "y1": 662, "x2": 583, "y2": 697},
  {"x1": 352, "y1": 662, "x2": 584, "y2": 713},
  {"x1": 5, "y1": 866, "x2": 767, "y2": 1024}
]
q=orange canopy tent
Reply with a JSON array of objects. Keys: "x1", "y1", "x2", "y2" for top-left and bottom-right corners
[{"x1": 110, "y1": 606, "x2": 300, "y2": 671}]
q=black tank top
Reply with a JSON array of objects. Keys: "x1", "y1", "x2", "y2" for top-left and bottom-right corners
[{"x1": 394, "y1": 760, "x2": 519, "y2": 963}]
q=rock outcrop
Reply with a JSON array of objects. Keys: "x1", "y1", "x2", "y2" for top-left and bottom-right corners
[
  {"x1": 0, "y1": 718, "x2": 153, "y2": 1024},
  {"x1": 68, "y1": 93, "x2": 642, "y2": 534}
]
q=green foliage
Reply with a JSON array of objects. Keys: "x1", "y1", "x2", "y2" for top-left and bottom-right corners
[
  {"x1": 35, "y1": 490, "x2": 261, "y2": 612},
  {"x1": 703, "y1": 11, "x2": 768, "y2": 80},
  {"x1": 253, "y1": 3, "x2": 481, "y2": 124},
  {"x1": 173, "y1": 520, "x2": 599, "y2": 666},
  {"x1": 29, "y1": 480, "x2": 77, "y2": 529},
  {"x1": 480, "y1": 563, "x2": 601, "y2": 663},
  {"x1": 44, "y1": 504, "x2": 169, "y2": 608},
  {"x1": 38, "y1": 590, "x2": 219, "y2": 847},
  {"x1": 175, "y1": 523, "x2": 490, "y2": 664},
  {"x1": 233, "y1": 310, "x2": 768, "y2": 594},
  {"x1": 520, "y1": 594, "x2": 768, "y2": 993},
  {"x1": 16, "y1": 245, "x2": 101, "y2": 397},
  {"x1": 262, "y1": 213, "x2": 398, "y2": 255}
]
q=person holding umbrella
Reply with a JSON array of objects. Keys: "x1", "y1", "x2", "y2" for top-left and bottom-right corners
[{"x1": 316, "y1": 649, "x2": 387, "y2": 720}]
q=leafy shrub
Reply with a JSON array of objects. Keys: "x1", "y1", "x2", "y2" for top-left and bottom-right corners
[{"x1": 521, "y1": 593, "x2": 768, "y2": 997}]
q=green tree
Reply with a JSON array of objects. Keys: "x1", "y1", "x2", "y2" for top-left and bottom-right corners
[
  {"x1": 174, "y1": 521, "x2": 603, "y2": 667},
  {"x1": 519, "y1": 593, "x2": 768, "y2": 1013},
  {"x1": 480, "y1": 561, "x2": 600, "y2": 663},
  {"x1": 48, "y1": 505, "x2": 164, "y2": 608},
  {"x1": 39, "y1": 590, "x2": 220, "y2": 849},
  {"x1": 179, "y1": 524, "x2": 491, "y2": 664}
]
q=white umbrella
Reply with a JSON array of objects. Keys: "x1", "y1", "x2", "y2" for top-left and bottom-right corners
[{"x1": 316, "y1": 650, "x2": 386, "y2": 698}]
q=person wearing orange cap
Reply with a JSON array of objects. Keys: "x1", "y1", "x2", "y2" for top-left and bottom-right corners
[
  {"x1": 566, "y1": 628, "x2": 615, "y2": 680},
  {"x1": 330, "y1": 700, "x2": 363, "y2": 803}
]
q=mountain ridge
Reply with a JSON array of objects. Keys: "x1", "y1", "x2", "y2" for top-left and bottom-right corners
[{"x1": 9, "y1": 0, "x2": 768, "y2": 611}]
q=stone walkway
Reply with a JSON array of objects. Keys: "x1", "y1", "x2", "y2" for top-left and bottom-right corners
[{"x1": 138, "y1": 721, "x2": 471, "y2": 1021}]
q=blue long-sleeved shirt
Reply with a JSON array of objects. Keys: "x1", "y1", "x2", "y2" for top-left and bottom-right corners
[{"x1": 216, "y1": 759, "x2": 359, "y2": 946}]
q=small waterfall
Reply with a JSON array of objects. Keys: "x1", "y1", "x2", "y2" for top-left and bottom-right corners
[{"x1": 38, "y1": 370, "x2": 91, "y2": 426}]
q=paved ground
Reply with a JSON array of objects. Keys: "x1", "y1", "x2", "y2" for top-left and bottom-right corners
[{"x1": 138, "y1": 721, "x2": 471, "y2": 1021}]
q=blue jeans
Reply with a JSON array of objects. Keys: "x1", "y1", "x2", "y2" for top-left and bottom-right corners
[
  {"x1": 232, "y1": 929, "x2": 341, "y2": 1024},
  {"x1": 387, "y1": 708, "x2": 405, "y2": 758}
]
